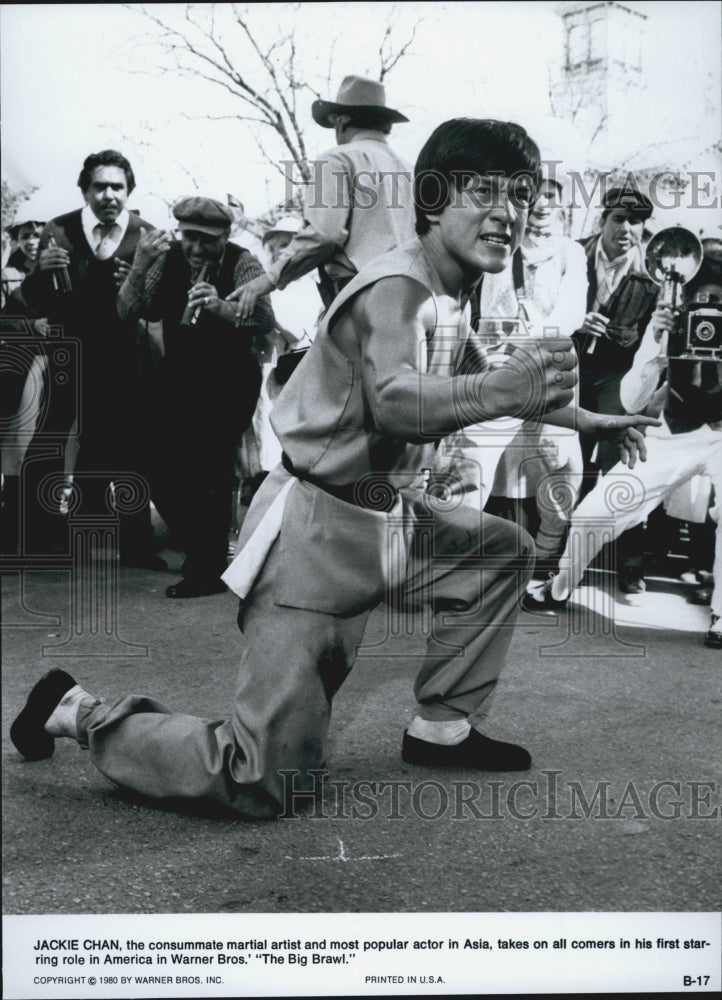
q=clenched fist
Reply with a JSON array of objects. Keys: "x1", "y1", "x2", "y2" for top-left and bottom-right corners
[{"x1": 483, "y1": 336, "x2": 578, "y2": 421}]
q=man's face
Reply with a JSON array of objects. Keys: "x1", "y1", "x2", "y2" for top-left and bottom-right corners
[
  {"x1": 16, "y1": 223, "x2": 43, "y2": 262},
  {"x1": 435, "y1": 173, "x2": 531, "y2": 279},
  {"x1": 180, "y1": 228, "x2": 229, "y2": 270},
  {"x1": 600, "y1": 209, "x2": 645, "y2": 260},
  {"x1": 529, "y1": 180, "x2": 562, "y2": 228},
  {"x1": 264, "y1": 232, "x2": 293, "y2": 265},
  {"x1": 82, "y1": 165, "x2": 129, "y2": 224}
]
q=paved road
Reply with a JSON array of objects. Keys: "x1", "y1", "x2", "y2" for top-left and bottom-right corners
[{"x1": 2, "y1": 548, "x2": 720, "y2": 917}]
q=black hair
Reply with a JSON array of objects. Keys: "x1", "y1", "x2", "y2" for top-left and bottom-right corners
[
  {"x1": 413, "y1": 119, "x2": 541, "y2": 235},
  {"x1": 341, "y1": 109, "x2": 393, "y2": 135},
  {"x1": 601, "y1": 186, "x2": 653, "y2": 223},
  {"x1": 77, "y1": 150, "x2": 136, "y2": 194}
]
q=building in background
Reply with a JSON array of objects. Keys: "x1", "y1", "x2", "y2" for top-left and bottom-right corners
[{"x1": 551, "y1": 1, "x2": 720, "y2": 237}]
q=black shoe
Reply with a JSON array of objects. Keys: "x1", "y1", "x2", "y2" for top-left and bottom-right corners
[
  {"x1": 165, "y1": 577, "x2": 227, "y2": 599},
  {"x1": 705, "y1": 615, "x2": 722, "y2": 650},
  {"x1": 690, "y1": 585, "x2": 712, "y2": 606},
  {"x1": 521, "y1": 575, "x2": 568, "y2": 614},
  {"x1": 10, "y1": 669, "x2": 77, "y2": 760},
  {"x1": 120, "y1": 552, "x2": 168, "y2": 571},
  {"x1": 402, "y1": 729, "x2": 531, "y2": 771},
  {"x1": 619, "y1": 567, "x2": 646, "y2": 594}
]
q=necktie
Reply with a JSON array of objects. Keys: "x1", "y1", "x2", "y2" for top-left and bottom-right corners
[
  {"x1": 94, "y1": 224, "x2": 117, "y2": 261},
  {"x1": 597, "y1": 253, "x2": 628, "y2": 308}
]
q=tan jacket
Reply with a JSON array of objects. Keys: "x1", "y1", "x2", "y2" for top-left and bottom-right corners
[{"x1": 266, "y1": 133, "x2": 416, "y2": 289}]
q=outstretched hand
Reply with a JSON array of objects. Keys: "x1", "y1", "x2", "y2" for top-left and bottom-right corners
[
  {"x1": 227, "y1": 273, "x2": 274, "y2": 323},
  {"x1": 585, "y1": 412, "x2": 662, "y2": 468}
]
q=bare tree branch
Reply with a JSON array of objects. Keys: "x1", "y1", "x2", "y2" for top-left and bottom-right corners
[
  {"x1": 101, "y1": 125, "x2": 201, "y2": 191},
  {"x1": 122, "y1": 2, "x2": 420, "y2": 209},
  {"x1": 378, "y1": 6, "x2": 420, "y2": 82}
]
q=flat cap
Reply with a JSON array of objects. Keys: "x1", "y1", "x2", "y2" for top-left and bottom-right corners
[{"x1": 173, "y1": 196, "x2": 235, "y2": 235}]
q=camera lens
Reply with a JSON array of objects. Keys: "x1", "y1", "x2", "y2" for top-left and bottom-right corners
[{"x1": 695, "y1": 321, "x2": 715, "y2": 342}]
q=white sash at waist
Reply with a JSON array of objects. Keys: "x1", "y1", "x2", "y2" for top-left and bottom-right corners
[{"x1": 221, "y1": 477, "x2": 295, "y2": 598}]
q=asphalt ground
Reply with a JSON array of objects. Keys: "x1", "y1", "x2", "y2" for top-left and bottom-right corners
[{"x1": 2, "y1": 536, "x2": 720, "y2": 917}]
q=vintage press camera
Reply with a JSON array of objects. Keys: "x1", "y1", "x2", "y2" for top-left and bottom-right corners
[
  {"x1": 686, "y1": 292, "x2": 722, "y2": 359},
  {"x1": 645, "y1": 226, "x2": 722, "y2": 362}
]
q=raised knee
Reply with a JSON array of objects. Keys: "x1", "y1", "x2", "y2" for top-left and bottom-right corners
[
  {"x1": 496, "y1": 518, "x2": 535, "y2": 567},
  {"x1": 516, "y1": 524, "x2": 536, "y2": 569}
]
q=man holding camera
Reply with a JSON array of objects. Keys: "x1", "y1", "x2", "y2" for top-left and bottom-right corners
[{"x1": 525, "y1": 252, "x2": 722, "y2": 649}]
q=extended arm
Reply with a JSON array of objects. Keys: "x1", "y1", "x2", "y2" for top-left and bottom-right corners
[
  {"x1": 267, "y1": 154, "x2": 352, "y2": 290},
  {"x1": 343, "y1": 277, "x2": 577, "y2": 442},
  {"x1": 619, "y1": 304, "x2": 673, "y2": 413},
  {"x1": 230, "y1": 153, "x2": 353, "y2": 321}
]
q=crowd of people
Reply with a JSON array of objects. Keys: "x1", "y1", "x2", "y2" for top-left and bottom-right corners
[{"x1": 5, "y1": 74, "x2": 720, "y2": 820}]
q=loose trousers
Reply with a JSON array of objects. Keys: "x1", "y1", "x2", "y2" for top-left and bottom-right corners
[
  {"x1": 555, "y1": 425, "x2": 722, "y2": 617},
  {"x1": 578, "y1": 367, "x2": 647, "y2": 571},
  {"x1": 77, "y1": 483, "x2": 534, "y2": 818}
]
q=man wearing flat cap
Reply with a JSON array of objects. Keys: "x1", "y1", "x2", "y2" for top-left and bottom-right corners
[
  {"x1": 230, "y1": 74, "x2": 416, "y2": 321},
  {"x1": 573, "y1": 184, "x2": 658, "y2": 595},
  {"x1": 117, "y1": 195, "x2": 275, "y2": 598}
]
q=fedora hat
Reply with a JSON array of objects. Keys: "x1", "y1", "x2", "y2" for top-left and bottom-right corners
[{"x1": 311, "y1": 75, "x2": 409, "y2": 128}]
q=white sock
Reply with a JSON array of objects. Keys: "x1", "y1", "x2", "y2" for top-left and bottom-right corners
[
  {"x1": 407, "y1": 716, "x2": 471, "y2": 746},
  {"x1": 45, "y1": 685, "x2": 95, "y2": 739},
  {"x1": 551, "y1": 571, "x2": 570, "y2": 602}
]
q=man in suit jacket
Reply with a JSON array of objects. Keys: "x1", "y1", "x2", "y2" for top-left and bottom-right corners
[{"x1": 19, "y1": 150, "x2": 162, "y2": 566}]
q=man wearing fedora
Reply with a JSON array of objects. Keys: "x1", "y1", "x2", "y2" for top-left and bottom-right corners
[
  {"x1": 116, "y1": 196, "x2": 275, "y2": 598},
  {"x1": 230, "y1": 74, "x2": 416, "y2": 322}
]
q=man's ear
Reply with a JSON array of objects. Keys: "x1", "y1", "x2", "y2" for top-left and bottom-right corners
[{"x1": 331, "y1": 113, "x2": 352, "y2": 135}]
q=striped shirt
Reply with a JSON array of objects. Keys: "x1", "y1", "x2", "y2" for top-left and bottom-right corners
[{"x1": 118, "y1": 242, "x2": 275, "y2": 332}]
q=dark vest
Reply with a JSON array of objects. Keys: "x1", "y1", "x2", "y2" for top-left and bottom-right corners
[
  {"x1": 155, "y1": 242, "x2": 261, "y2": 428},
  {"x1": 20, "y1": 210, "x2": 152, "y2": 422}
]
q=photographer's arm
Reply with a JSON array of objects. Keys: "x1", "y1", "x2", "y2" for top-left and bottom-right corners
[{"x1": 620, "y1": 304, "x2": 672, "y2": 413}]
